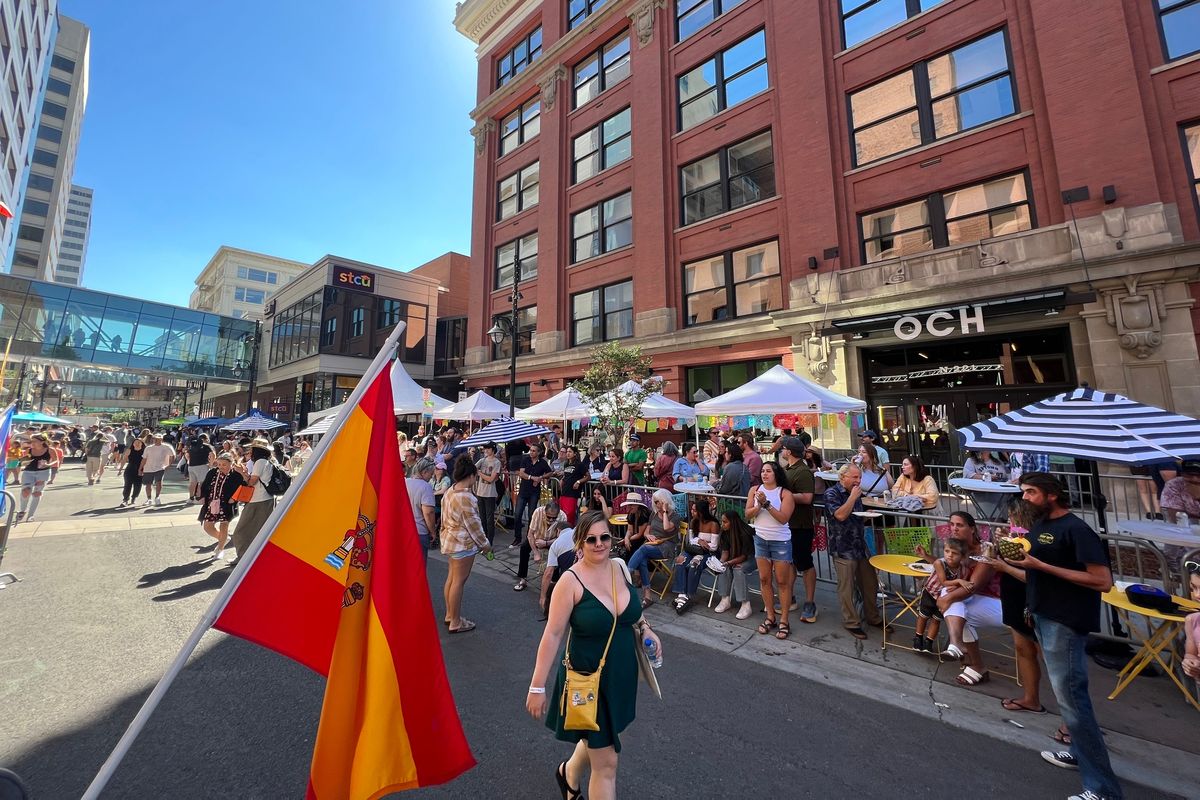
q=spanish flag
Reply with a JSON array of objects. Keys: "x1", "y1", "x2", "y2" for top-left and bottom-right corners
[{"x1": 214, "y1": 366, "x2": 474, "y2": 798}]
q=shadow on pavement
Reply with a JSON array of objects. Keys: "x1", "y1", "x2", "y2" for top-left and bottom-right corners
[
  {"x1": 150, "y1": 565, "x2": 233, "y2": 602},
  {"x1": 136, "y1": 559, "x2": 214, "y2": 589}
]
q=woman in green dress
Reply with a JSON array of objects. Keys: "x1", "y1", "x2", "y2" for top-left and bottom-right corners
[{"x1": 526, "y1": 509, "x2": 662, "y2": 800}]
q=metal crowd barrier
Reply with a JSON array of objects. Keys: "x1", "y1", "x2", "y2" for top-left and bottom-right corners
[{"x1": 0, "y1": 489, "x2": 19, "y2": 589}]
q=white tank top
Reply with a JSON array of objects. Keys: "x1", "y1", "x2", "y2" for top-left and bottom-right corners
[{"x1": 753, "y1": 485, "x2": 790, "y2": 541}]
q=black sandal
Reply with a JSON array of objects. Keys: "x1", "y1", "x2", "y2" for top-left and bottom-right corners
[
  {"x1": 776, "y1": 622, "x2": 791, "y2": 640},
  {"x1": 757, "y1": 618, "x2": 777, "y2": 635},
  {"x1": 556, "y1": 760, "x2": 583, "y2": 800}
]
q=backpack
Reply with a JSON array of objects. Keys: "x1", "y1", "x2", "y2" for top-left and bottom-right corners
[{"x1": 265, "y1": 462, "x2": 292, "y2": 496}]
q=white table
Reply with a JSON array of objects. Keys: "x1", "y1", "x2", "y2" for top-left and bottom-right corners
[
  {"x1": 949, "y1": 478, "x2": 1022, "y2": 520},
  {"x1": 815, "y1": 470, "x2": 840, "y2": 483},
  {"x1": 1115, "y1": 520, "x2": 1200, "y2": 550},
  {"x1": 674, "y1": 482, "x2": 715, "y2": 494}
]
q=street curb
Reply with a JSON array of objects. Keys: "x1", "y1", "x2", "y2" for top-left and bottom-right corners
[{"x1": 460, "y1": 551, "x2": 1193, "y2": 799}]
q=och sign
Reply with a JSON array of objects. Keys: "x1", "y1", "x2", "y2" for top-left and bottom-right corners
[
  {"x1": 334, "y1": 267, "x2": 375, "y2": 293},
  {"x1": 894, "y1": 305, "x2": 985, "y2": 341}
]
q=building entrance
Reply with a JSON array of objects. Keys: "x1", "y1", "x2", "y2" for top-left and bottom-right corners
[{"x1": 862, "y1": 327, "x2": 1076, "y2": 465}]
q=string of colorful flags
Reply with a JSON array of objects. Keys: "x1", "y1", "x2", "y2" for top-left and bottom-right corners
[{"x1": 506, "y1": 412, "x2": 869, "y2": 432}]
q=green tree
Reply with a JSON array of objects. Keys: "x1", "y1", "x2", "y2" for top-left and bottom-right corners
[{"x1": 570, "y1": 342, "x2": 658, "y2": 443}]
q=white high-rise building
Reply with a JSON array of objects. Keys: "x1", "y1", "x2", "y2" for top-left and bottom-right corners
[
  {"x1": 0, "y1": 0, "x2": 59, "y2": 269},
  {"x1": 53, "y1": 182, "x2": 89, "y2": 284},
  {"x1": 11, "y1": 13, "x2": 88, "y2": 282},
  {"x1": 189, "y1": 246, "x2": 308, "y2": 319}
]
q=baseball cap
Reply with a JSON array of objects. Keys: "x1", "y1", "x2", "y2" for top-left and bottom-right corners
[
  {"x1": 859, "y1": 430, "x2": 879, "y2": 441},
  {"x1": 629, "y1": 433, "x2": 641, "y2": 441},
  {"x1": 780, "y1": 436, "x2": 805, "y2": 455}
]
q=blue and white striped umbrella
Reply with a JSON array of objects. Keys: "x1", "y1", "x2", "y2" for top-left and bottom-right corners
[
  {"x1": 455, "y1": 417, "x2": 551, "y2": 450},
  {"x1": 222, "y1": 410, "x2": 289, "y2": 432},
  {"x1": 957, "y1": 387, "x2": 1200, "y2": 465}
]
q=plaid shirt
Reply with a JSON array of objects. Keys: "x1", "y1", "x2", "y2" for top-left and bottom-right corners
[
  {"x1": 1021, "y1": 452, "x2": 1051, "y2": 474},
  {"x1": 823, "y1": 484, "x2": 868, "y2": 560},
  {"x1": 439, "y1": 487, "x2": 489, "y2": 555}
]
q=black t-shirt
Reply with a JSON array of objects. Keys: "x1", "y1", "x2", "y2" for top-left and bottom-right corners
[
  {"x1": 187, "y1": 442, "x2": 215, "y2": 467},
  {"x1": 560, "y1": 460, "x2": 588, "y2": 499},
  {"x1": 797, "y1": 430, "x2": 812, "y2": 448},
  {"x1": 1026, "y1": 512, "x2": 1109, "y2": 634},
  {"x1": 519, "y1": 456, "x2": 551, "y2": 497}
]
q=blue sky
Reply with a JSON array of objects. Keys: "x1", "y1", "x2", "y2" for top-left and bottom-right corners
[{"x1": 58, "y1": 0, "x2": 478, "y2": 306}]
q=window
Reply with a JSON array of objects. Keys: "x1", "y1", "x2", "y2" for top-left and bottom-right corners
[
  {"x1": 64, "y1": 229, "x2": 85, "y2": 239},
  {"x1": 36, "y1": 124, "x2": 61, "y2": 144},
  {"x1": 569, "y1": 0, "x2": 610, "y2": 29},
  {"x1": 572, "y1": 280, "x2": 633, "y2": 346},
  {"x1": 321, "y1": 317, "x2": 337, "y2": 347},
  {"x1": 498, "y1": 161, "x2": 540, "y2": 220},
  {"x1": 46, "y1": 76, "x2": 69, "y2": 96},
  {"x1": 17, "y1": 224, "x2": 42, "y2": 242},
  {"x1": 841, "y1": 0, "x2": 947, "y2": 49},
  {"x1": 572, "y1": 191, "x2": 633, "y2": 262},
  {"x1": 435, "y1": 316, "x2": 468, "y2": 375},
  {"x1": 860, "y1": 171, "x2": 1033, "y2": 262},
  {"x1": 32, "y1": 148, "x2": 57, "y2": 168},
  {"x1": 1160, "y1": 0, "x2": 1200, "y2": 60},
  {"x1": 492, "y1": 382, "x2": 531, "y2": 407},
  {"x1": 497, "y1": 27, "x2": 543, "y2": 87},
  {"x1": 680, "y1": 130, "x2": 775, "y2": 225},
  {"x1": 27, "y1": 173, "x2": 52, "y2": 191},
  {"x1": 22, "y1": 199, "x2": 48, "y2": 216},
  {"x1": 60, "y1": 242, "x2": 84, "y2": 250},
  {"x1": 500, "y1": 98, "x2": 541, "y2": 156},
  {"x1": 677, "y1": 29, "x2": 768, "y2": 131},
  {"x1": 492, "y1": 307, "x2": 537, "y2": 360},
  {"x1": 676, "y1": 0, "x2": 747, "y2": 41},
  {"x1": 1185, "y1": 123, "x2": 1200, "y2": 215},
  {"x1": 270, "y1": 290, "x2": 322, "y2": 367},
  {"x1": 495, "y1": 233, "x2": 539, "y2": 288},
  {"x1": 377, "y1": 298, "x2": 402, "y2": 328},
  {"x1": 52, "y1": 55, "x2": 74, "y2": 73},
  {"x1": 65, "y1": 218, "x2": 86, "y2": 228},
  {"x1": 850, "y1": 30, "x2": 1015, "y2": 166},
  {"x1": 350, "y1": 307, "x2": 366, "y2": 337},
  {"x1": 237, "y1": 266, "x2": 278, "y2": 284},
  {"x1": 572, "y1": 108, "x2": 631, "y2": 183},
  {"x1": 234, "y1": 287, "x2": 267, "y2": 304},
  {"x1": 42, "y1": 101, "x2": 65, "y2": 120},
  {"x1": 683, "y1": 240, "x2": 782, "y2": 326},
  {"x1": 574, "y1": 32, "x2": 631, "y2": 107},
  {"x1": 686, "y1": 358, "x2": 779, "y2": 402}
]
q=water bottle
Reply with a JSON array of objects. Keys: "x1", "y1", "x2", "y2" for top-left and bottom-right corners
[
  {"x1": 485, "y1": 550, "x2": 495, "y2": 561},
  {"x1": 643, "y1": 637, "x2": 662, "y2": 669}
]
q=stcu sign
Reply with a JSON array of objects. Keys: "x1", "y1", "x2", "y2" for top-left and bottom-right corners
[
  {"x1": 334, "y1": 266, "x2": 375, "y2": 293},
  {"x1": 893, "y1": 305, "x2": 986, "y2": 341}
]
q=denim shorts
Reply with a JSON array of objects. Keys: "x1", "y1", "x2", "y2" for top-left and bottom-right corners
[
  {"x1": 753, "y1": 534, "x2": 792, "y2": 563},
  {"x1": 450, "y1": 546, "x2": 478, "y2": 560}
]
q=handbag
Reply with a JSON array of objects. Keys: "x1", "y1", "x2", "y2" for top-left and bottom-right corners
[
  {"x1": 560, "y1": 563, "x2": 618, "y2": 732},
  {"x1": 232, "y1": 484, "x2": 255, "y2": 503}
]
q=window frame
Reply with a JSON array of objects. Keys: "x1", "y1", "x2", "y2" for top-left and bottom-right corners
[
  {"x1": 497, "y1": 161, "x2": 540, "y2": 221},
  {"x1": 499, "y1": 97, "x2": 542, "y2": 157},
  {"x1": 572, "y1": 107, "x2": 632, "y2": 184},
  {"x1": 848, "y1": 28, "x2": 1017, "y2": 168},
  {"x1": 840, "y1": 0, "x2": 947, "y2": 50},
  {"x1": 682, "y1": 239, "x2": 782, "y2": 328},
  {"x1": 1180, "y1": 122, "x2": 1200, "y2": 225},
  {"x1": 679, "y1": 129, "x2": 775, "y2": 226},
  {"x1": 491, "y1": 307, "x2": 537, "y2": 360},
  {"x1": 568, "y1": 0, "x2": 609, "y2": 30},
  {"x1": 675, "y1": 0, "x2": 746, "y2": 42},
  {"x1": 676, "y1": 28, "x2": 769, "y2": 132},
  {"x1": 572, "y1": 30, "x2": 631, "y2": 108},
  {"x1": 495, "y1": 232, "x2": 539, "y2": 290},
  {"x1": 857, "y1": 169, "x2": 1036, "y2": 264},
  {"x1": 1157, "y1": 0, "x2": 1200, "y2": 62},
  {"x1": 571, "y1": 190, "x2": 634, "y2": 264},
  {"x1": 570, "y1": 279, "x2": 634, "y2": 347},
  {"x1": 496, "y1": 26, "x2": 544, "y2": 88},
  {"x1": 350, "y1": 307, "x2": 366, "y2": 338}
]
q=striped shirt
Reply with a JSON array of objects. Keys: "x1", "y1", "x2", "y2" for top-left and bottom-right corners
[{"x1": 439, "y1": 486, "x2": 489, "y2": 555}]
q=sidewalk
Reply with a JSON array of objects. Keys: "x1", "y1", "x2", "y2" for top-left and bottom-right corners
[{"x1": 465, "y1": 541, "x2": 1200, "y2": 799}]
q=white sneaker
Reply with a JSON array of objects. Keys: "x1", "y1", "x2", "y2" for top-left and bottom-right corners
[
  {"x1": 714, "y1": 598, "x2": 732, "y2": 613},
  {"x1": 143, "y1": 499, "x2": 152, "y2": 507},
  {"x1": 736, "y1": 601, "x2": 753, "y2": 620},
  {"x1": 705, "y1": 556, "x2": 726, "y2": 573},
  {"x1": 154, "y1": 498, "x2": 162, "y2": 506},
  {"x1": 689, "y1": 555, "x2": 704, "y2": 568}
]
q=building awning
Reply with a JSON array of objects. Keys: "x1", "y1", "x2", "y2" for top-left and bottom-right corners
[{"x1": 825, "y1": 289, "x2": 1093, "y2": 337}]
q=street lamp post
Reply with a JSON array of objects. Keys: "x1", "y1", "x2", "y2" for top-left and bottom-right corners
[
  {"x1": 235, "y1": 321, "x2": 263, "y2": 414},
  {"x1": 486, "y1": 265, "x2": 522, "y2": 417}
]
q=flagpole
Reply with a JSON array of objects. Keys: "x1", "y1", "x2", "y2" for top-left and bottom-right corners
[{"x1": 81, "y1": 323, "x2": 409, "y2": 800}]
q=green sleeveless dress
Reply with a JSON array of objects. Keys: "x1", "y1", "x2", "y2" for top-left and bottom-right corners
[{"x1": 545, "y1": 570, "x2": 643, "y2": 752}]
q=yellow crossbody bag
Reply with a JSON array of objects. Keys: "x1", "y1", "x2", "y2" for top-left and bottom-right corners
[{"x1": 560, "y1": 563, "x2": 618, "y2": 732}]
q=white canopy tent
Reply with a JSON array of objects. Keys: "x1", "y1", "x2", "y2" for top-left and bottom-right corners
[
  {"x1": 693, "y1": 364, "x2": 866, "y2": 416},
  {"x1": 515, "y1": 387, "x2": 594, "y2": 422},
  {"x1": 595, "y1": 379, "x2": 697, "y2": 422},
  {"x1": 434, "y1": 390, "x2": 514, "y2": 422},
  {"x1": 308, "y1": 361, "x2": 453, "y2": 424}
]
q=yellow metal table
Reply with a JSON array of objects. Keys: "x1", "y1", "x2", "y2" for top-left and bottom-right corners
[
  {"x1": 1102, "y1": 588, "x2": 1200, "y2": 712},
  {"x1": 868, "y1": 554, "x2": 932, "y2": 652}
]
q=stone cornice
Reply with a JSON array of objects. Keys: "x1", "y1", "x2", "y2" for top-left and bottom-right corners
[
  {"x1": 454, "y1": 0, "x2": 527, "y2": 44},
  {"x1": 467, "y1": 0, "x2": 636, "y2": 122}
]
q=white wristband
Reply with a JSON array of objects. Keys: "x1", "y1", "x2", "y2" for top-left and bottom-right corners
[{"x1": 528, "y1": 686, "x2": 546, "y2": 694}]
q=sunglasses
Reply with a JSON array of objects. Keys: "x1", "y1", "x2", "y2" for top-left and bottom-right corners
[
  {"x1": 584, "y1": 533, "x2": 613, "y2": 546},
  {"x1": 1186, "y1": 560, "x2": 1200, "y2": 576}
]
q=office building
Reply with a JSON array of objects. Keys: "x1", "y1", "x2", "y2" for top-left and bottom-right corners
[
  {"x1": 189, "y1": 245, "x2": 307, "y2": 320},
  {"x1": 53, "y1": 183, "x2": 89, "y2": 285},
  {"x1": 454, "y1": 0, "x2": 1200, "y2": 460},
  {"x1": 11, "y1": 14, "x2": 89, "y2": 283},
  {"x1": 0, "y1": 0, "x2": 59, "y2": 270}
]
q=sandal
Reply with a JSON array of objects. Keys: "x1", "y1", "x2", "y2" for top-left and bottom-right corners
[
  {"x1": 556, "y1": 760, "x2": 583, "y2": 800},
  {"x1": 775, "y1": 622, "x2": 791, "y2": 640},
  {"x1": 1052, "y1": 725, "x2": 1072, "y2": 746},
  {"x1": 449, "y1": 619, "x2": 477, "y2": 634},
  {"x1": 757, "y1": 618, "x2": 777, "y2": 635},
  {"x1": 955, "y1": 666, "x2": 990, "y2": 686},
  {"x1": 1001, "y1": 698, "x2": 1047, "y2": 714},
  {"x1": 513, "y1": 579, "x2": 528, "y2": 592}
]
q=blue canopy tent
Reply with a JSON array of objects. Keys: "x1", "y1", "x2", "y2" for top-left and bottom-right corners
[
  {"x1": 188, "y1": 417, "x2": 229, "y2": 428},
  {"x1": 12, "y1": 411, "x2": 71, "y2": 426}
]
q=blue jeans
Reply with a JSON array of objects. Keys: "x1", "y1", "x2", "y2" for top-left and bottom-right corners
[
  {"x1": 671, "y1": 555, "x2": 706, "y2": 596},
  {"x1": 628, "y1": 543, "x2": 666, "y2": 589},
  {"x1": 1034, "y1": 616, "x2": 1123, "y2": 799}
]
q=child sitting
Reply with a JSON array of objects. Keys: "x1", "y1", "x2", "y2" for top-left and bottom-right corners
[
  {"x1": 1184, "y1": 561, "x2": 1200, "y2": 691},
  {"x1": 913, "y1": 538, "x2": 969, "y2": 653}
]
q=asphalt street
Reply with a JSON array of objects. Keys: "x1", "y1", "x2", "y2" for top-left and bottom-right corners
[{"x1": 0, "y1": 499, "x2": 1174, "y2": 800}]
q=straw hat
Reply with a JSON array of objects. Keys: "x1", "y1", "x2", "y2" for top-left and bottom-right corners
[
  {"x1": 620, "y1": 494, "x2": 648, "y2": 509},
  {"x1": 250, "y1": 437, "x2": 271, "y2": 449}
]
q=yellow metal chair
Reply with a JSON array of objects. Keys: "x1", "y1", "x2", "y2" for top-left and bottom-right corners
[{"x1": 647, "y1": 526, "x2": 685, "y2": 600}]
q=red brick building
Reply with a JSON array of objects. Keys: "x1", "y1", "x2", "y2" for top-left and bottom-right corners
[{"x1": 454, "y1": 0, "x2": 1200, "y2": 462}]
